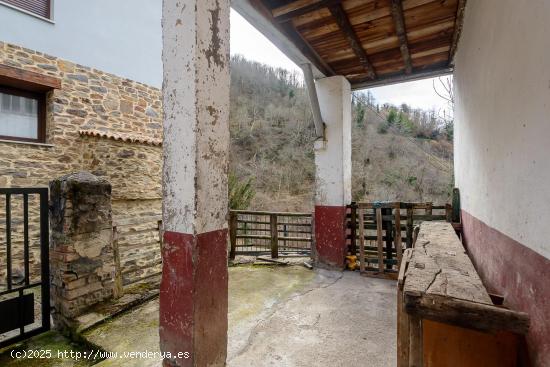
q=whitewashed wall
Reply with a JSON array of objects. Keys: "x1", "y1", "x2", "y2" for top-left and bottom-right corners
[
  {"x1": 454, "y1": 0, "x2": 550, "y2": 259},
  {"x1": 0, "y1": 0, "x2": 162, "y2": 87}
]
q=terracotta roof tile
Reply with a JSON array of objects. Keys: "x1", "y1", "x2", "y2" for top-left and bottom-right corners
[{"x1": 79, "y1": 129, "x2": 162, "y2": 146}]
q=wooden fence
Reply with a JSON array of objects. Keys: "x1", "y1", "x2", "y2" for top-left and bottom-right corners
[
  {"x1": 347, "y1": 202, "x2": 453, "y2": 279},
  {"x1": 229, "y1": 210, "x2": 312, "y2": 259}
]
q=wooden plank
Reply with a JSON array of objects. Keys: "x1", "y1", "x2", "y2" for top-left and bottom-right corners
[
  {"x1": 404, "y1": 293, "x2": 530, "y2": 335},
  {"x1": 425, "y1": 202, "x2": 433, "y2": 216},
  {"x1": 423, "y1": 319, "x2": 519, "y2": 367},
  {"x1": 358, "y1": 208, "x2": 365, "y2": 273},
  {"x1": 395, "y1": 204, "x2": 403, "y2": 270},
  {"x1": 403, "y1": 222, "x2": 492, "y2": 303},
  {"x1": 246, "y1": 0, "x2": 335, "y2": 76},
  {"x1": 406, "y1": 207, "x2": 413, "y2": 248},
  {"x1": 350, "y1": 66, "x2": 453, "y2": 90},
  {"x1": 328, "y1": 3, "x2": 376, "y2": 79},
  {"x1": 397, "y1": 284, "x2": 410, "y2": 367},
  {"x1": 398, "y1": 248, "x2": 413, "y2": 289},
  {"x1": 270, "y1": 214, "x2": 279, "y2": 258},
  {"x1": 349, "y1": 202, "x2": 357, "y2": 255},
  {"x1": 408, "y1": 315, "x2": 423, "y2": 367},
  {"x1": 403, "y1": 221, "x2": 530, "y2": 336},
  {"x1": 375, "y1": 208, "x2": 384, "y2": 273},
  {"x1": 398, "y1": 249, "x2": 413, "y2": 367},
  {"x1": 229, "y1": 211, "x2": 238, "y2": 260},
  {"x1": 390, "y1": 0, "x2": 413, "y2": 74},
  {"x1": 451, "y1": 187, "x2": 461, "y2": 223},
  {"x1": 0, "y1": 64, "x2": 61, "y2": 92},
  {"x1": 272, "y1": 0, "x2": 342, "y2": 23}
]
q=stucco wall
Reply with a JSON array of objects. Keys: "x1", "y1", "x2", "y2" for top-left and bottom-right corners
[
  {"x1": 454, "y1": 0, "x2": 550, "y2": 260},
  {"x1": 454, "y1": 1, "x2": 550, "y2": 365},
  {"x1": 314, "y1": 76, "x2": 352, "y2": 207},
  {"x1": 0, "y1": 0, "x2": 162, "y2": 87}
]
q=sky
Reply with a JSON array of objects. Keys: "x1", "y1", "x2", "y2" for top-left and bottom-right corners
[{"x1": 230, "y1": 9, "x2": 451, "y2": 113}]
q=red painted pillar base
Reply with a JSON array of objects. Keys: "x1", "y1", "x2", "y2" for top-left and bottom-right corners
[
  {"x1": 159, "y1": 229, "x2": 228, "y2": 367},
  {"x1": 314, "y1": 206, "x2": 348, "y2": 269}
]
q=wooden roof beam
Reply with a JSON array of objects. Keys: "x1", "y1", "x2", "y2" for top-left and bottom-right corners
[
  {"x1": 449, "y1": 0, "x2": 467, "y2": 64},
  {"x1": 391, "y1": 0, "x2": 413, "y2": 75},
  {"x1": 272, "y1": 0, "x2": 342, "y2": 23},
  {"x1": 328, "y1": 4, "x2": 376, "y2": 79},
  {"x1": 0, "y1": 64, "x2": 61, "y2": 92},
  {"x1": 351, "y1": 65, "x2": 453, "y2": 90},
  {"x1": 244, "y1": 0, "x2": 336, "y2": 76}
]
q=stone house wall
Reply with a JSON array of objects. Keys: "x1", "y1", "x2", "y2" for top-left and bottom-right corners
[{"x1": 0, "y1": 41, "x2": 163, "y2": 287}]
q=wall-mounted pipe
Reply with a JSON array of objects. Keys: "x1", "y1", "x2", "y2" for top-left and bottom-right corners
[{"x1": 301, "y1": 63, "x2": 325, "y2": 139}]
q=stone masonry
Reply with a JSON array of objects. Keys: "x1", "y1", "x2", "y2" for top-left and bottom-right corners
[
  {"x1": 0, "y1": 41, "x2": 163, "y2": 287},
  {"x1": 49, "y1": 172, "x2": 115, "y2": 330}
]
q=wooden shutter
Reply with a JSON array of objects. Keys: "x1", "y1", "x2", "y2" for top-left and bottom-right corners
[{"x1": 2, "y1": 0, "x2": 51, "y2": 19}]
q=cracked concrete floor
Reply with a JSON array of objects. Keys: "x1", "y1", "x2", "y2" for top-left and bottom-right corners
[{"x1": 84, "y1": 266, "x2": 397, "y2": 367}]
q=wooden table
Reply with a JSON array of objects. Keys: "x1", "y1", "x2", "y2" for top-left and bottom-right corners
[{"x1": 397, "y1": 221, "x2": 529, "y2": 367}]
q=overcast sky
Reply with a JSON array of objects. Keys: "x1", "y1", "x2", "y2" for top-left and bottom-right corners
[{"x1": 230, "y1": 9, "x2": 450, "y2": 113}]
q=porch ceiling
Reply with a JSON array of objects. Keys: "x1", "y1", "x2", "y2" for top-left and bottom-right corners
[{"x1": 233, "y1": 0, "x2": 465, "y2": 89}]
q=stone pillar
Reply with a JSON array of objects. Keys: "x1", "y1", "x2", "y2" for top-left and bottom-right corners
[
  {"x1": 160, "y1": 0, "x2": 229, "y2": 366},
  {"x1": 49, "y1": 172, "x2": 115, "y2": 330},
  {"x1": 313, "y1": 76, "x2": 352, "y2": 269}
]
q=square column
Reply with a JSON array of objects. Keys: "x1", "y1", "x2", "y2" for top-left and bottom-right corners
[
  {"x1": 314, "y1": 76, "x2": 352, "y2": 269},
  {"x1": 160, "y1": 1, "x2": 230, "y2": 366}
]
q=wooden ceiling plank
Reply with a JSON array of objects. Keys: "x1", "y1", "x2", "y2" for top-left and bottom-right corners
[
  {"x1": 391, "y1": 0, "x2": 413, "y2": 74},
  {"x1": 328, "y1": 3, "x2": 376, "y2": 79},
  {"x1": 273, "y1": 0, "x2": 342, "y2": 23},
  {"x1": 279, "y1": 21, "x2": 337, "y2": 76},
  {"x1": 252, "y1": 0, "x2": 336, "y2": 76},
  {"x1": 272, "y1": 0, "x2": 319, "y2": 17}
]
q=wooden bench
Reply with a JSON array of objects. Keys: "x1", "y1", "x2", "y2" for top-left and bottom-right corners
[{"x1": 397, "y1": 221, "x2": 530, "y2": 367}]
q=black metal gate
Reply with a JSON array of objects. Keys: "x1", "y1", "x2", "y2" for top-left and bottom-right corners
[{"x1": 0, "y1": 188, "x2": 50, "y2": 348}]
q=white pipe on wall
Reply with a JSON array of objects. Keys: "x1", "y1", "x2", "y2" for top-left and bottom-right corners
[{"x1": 301, "y1": 63, "x2": 325, "y2": 139}]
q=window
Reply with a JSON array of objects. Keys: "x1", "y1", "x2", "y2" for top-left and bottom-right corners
[
  {"x1": 0, "y1": 87, "x2": 45, "y2": 143},
  {"x1": 1, "y1": 0, "x2": 51, "y2": 19}
]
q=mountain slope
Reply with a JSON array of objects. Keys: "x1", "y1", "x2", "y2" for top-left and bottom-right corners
[{"x1": 229, "y1": 56, "x2": 453, "y2": 212}]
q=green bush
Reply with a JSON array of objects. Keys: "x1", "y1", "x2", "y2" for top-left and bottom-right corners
[
  {"x1": 378, "y1": 122, "x2": 389, "y2": 134},
  {"x1": 229, "y1": 173, "x2": 255, "y2": 210}
]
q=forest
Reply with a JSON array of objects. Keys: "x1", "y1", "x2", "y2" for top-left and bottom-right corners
[{"x1": 229, "y1": 55, "x2": 454, "y2": 212}]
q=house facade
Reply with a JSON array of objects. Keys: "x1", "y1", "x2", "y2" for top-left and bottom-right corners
[{"x1": 0, "y1": 0, "x2": 164, "y2": 287}]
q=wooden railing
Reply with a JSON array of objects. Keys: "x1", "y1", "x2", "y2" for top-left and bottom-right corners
[
  {"x1": 229, "y1": 210, "x2": 312, "y2": 259},
  {"x1": 347, "y1": 202, "x2": 453, "y2": 279}
]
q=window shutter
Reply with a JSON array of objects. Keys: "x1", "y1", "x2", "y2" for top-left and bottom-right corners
[{"x1": 3, "y1": 0, "x2": 51, "y2": 19}]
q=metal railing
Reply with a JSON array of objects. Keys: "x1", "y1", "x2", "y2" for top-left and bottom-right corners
[{"x1": 0, "y1": 187, "x2": 50, "y2": 348}]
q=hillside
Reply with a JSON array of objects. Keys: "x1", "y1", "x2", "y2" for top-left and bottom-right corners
[{"x1": 229, "y1": 56, "x2": 453, "y2": 212}]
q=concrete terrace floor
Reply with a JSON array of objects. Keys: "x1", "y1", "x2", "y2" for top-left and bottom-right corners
[{"x1": 84, "y1": 265, "x2": 397, "y2": 367}]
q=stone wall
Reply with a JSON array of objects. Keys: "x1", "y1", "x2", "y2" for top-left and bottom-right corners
[
  {"x1": 49, "y1": 172, "x2": 116, "y2": 330},
  {"x1": 0, "y1": 41, "x2": 163, "y2": 287}
]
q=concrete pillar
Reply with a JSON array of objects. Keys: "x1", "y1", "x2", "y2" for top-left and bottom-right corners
[
  {"x1": 49, "y1": 172, "x2": 115, "y2": 330},
  {"x1": 313, "y1": 76, "x2": 352, "y2": 269},
  {"x1": 160, "y1": 0, "x2": 229, "y2": 366}
]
